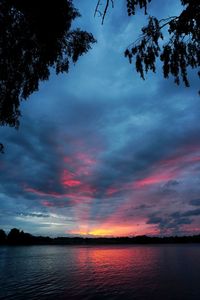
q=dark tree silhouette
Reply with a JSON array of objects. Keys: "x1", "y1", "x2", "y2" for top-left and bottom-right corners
[
  {"x1": 0, "y1": 0, "x2": 96, "y2": 152},
  {"x1": 95, "y1": 0, "x2": 200, "y2": 90},
  {"x1": 7, "y1": 228, "x2": 35, "y2": 244},
  {"x1": 7, "y1": 228, "x2": 21, "y2": 244},
  {"x1": 0, "y1": 229, "x2": 7, "y2": 244},
  {"x1": 1, "y1": 227, "x2": 200, "y2": 245}
]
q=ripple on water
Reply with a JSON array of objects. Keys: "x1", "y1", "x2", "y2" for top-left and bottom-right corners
[{"x1": 0, "y1": 245, "x2": 200, "y2": 300}]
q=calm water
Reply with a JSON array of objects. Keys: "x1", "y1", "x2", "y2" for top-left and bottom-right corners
[{"x1": 0, "y1": 245, "x2": 200, "y2": 300}]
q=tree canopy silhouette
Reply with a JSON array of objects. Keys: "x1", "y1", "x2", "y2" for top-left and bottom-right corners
[
  {"x1": 0, "y1": 227, "x2": 200, "y2": 245},
  {"x1": 0, "y1": 0, "x2": 96, "y2": 152},
  {"x1": 95, "y1": 0, "x2": 200, "y2": 90},
  {"x1": 0, "y1": 229, "x2": 6, "y2": 244}
]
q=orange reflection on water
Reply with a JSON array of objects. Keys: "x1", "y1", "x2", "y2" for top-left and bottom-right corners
[{"x1": 75, "y1": 246, "x2": 157, "y2": 289}]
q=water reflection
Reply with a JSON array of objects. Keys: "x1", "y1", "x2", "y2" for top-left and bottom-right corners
[
  {"x1": 74, "y1": 245, "x2": 200, "y2": 299},
  {"x1": 0, "y1": 245, "x2": 200, "y2": 300},
  {"x1": 77, "y1": 247, "x2": 152, "y2": 279},
  {"x1": 74, "y1": 246, "x2": 161, "y2": 299}
]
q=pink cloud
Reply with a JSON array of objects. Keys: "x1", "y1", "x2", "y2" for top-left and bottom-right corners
[
  {"x1": 25, "y1": 187, "x2": 63, "y2": 198},
  {"x1": 133, "y1": 172, "x2": 177, "y2": 188},
  {"x1": 132, "y1": 145, "x2": 200, "y2": 189},
  {"x1": 106, "y1": 187, "x2": 122, "y2": 196}
]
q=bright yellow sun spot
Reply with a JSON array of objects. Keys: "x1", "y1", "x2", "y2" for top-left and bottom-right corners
[
  {"x1": 70, "y1": 229, "x2": 116, "y2": 237},
  {"x1": 88, "y1": 229, "x2": 115, "y2": 236}
]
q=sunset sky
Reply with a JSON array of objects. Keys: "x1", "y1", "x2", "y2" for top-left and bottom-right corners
[{"x1": 0, "y1": 0, "x2": 200, "y2": 237}]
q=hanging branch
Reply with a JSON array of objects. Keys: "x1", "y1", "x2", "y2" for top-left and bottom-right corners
[
  {"x1": 95, "y1": 0, "x2": 151, "y2": 22},
  {"x1": 124, "y1": 5, "x2": 199, "y2": 88},
  {"x1": 94, "y1": 0, "x2": 114, "y2": 24}
]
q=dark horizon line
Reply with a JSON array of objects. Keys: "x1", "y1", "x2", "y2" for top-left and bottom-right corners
[{"x1": 0, "y1": 228, "x2": 200, "y2": 245}]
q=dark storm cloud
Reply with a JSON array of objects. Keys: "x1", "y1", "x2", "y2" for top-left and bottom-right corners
[
  {"x1": 147, "y1": 216, "x2": 163, "y2": 225},
  {"x1": 135, "y1": 204, "x2": 153, "y2": 210},
  {"x1": 163, "y1": 181, "x2": 180, "y2": 188},
  {"x1": 147, "y1": 213, "x2": 192, "y2": 235},
  {"x1": 190, "y1": 199, "x2": 200, "y2": 206},
  {"x1": 170, "y1": 210, "x2": 200, "y2": 219},
  {"x1": 147, "y1": 205, "x2": 200, "y2": 235},
  {"x1": 182, "y1": 209, "x2": 200, "y2": 217}
]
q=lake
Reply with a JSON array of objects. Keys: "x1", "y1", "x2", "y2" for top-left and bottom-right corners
[{"x1": 0, "y1": 245, "x2": 200, "y2": 299}]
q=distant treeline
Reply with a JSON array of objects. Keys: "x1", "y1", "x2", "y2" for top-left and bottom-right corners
[{"x1": 0, "y1": 228, "x2": 200, "y2": 245}]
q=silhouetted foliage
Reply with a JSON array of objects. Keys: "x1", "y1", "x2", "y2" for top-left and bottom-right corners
[
  {"x1": 96, "y1": 0, "x2": 200, "y2": 90},
  {"x1": 0, "y1": 0, "x2": 96, "y2": 152},
  {"x1": 126, "y1": 0, "x2": 152, "y2": 16},
  {"x1": 0, "y1": 229, "x2": 7, "y2": 244},
  {"x1": 1, "y1": 228, "x2": 200, "y2": 245},
  {"x1": 7, "y1": 228, "x2": 21, "y2": 244},
  {"x1": 7, "y1": 228, "x2": 36, "y2": 245}
]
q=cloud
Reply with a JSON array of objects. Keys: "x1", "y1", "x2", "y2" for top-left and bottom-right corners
[
  {"x1": 18, "y1": 212, "x2": 50, "y2": 218},
  {"x1": 147, "y1": 213, "x2": 193, "y2": 235},
  {"x1": 190, "y1": 199, "x2": 200, "y2": 206},
  {"x1": 182, "y1": 209, "x2": 200, "y2": 217}
]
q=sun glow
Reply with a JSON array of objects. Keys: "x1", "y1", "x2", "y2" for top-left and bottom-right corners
[
  {"x1": 69, "y1": 229, "x2": 115, "y2": 237},
  {"x1": 88, "y1": 229, "x2": 115, "y2": 236},
  {"x1": 69, "y1": 224, "x2": 147, "y2": 237}
]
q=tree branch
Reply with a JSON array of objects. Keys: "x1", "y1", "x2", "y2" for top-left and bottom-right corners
[
  {"x1": 159, "y1": 16, "x2": 179, "y2": 29},
  {"x1": 94, "y1": 0, "x2": 101, "y2": 17},
  {"x1": 94, "y1": 0, "x2": 114, "y2": 24}
]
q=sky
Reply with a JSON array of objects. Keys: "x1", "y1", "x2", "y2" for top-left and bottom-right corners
[{"x1": 0, "y1": 0, "x2": 200, "y2": 237}]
